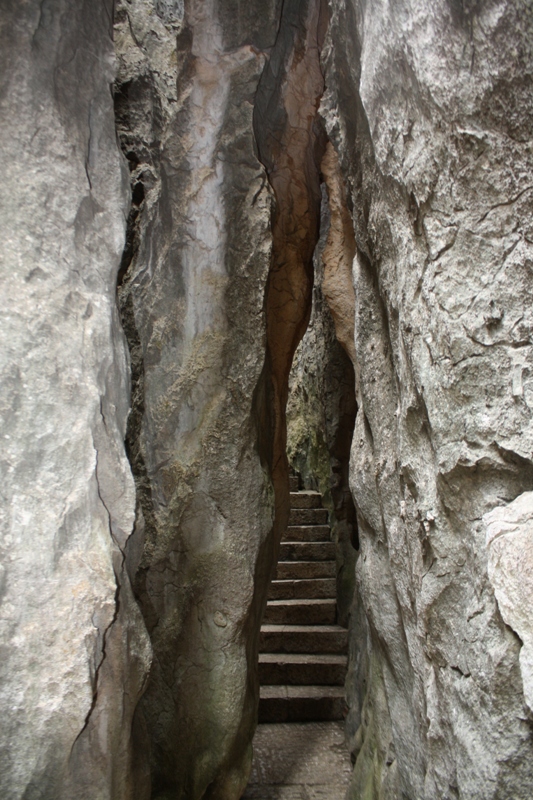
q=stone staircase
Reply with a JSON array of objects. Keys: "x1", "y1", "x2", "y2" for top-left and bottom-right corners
[{"x1": 258, "y1": 477, "x2": 348, "y2": 722}]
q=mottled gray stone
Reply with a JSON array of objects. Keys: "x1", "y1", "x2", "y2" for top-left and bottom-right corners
[
  {"x1": 114, "y1": 0, "x2": 282, "y2": 796},
  {"x1": 322, "y1": 0, "x2": 533, "y2": 797},
  {"x1": 484, "y1": 491, "x2": 533, "y2": 713},
  {"x1": 0, "y1": 2, "x2": 151, "y2": 798}
]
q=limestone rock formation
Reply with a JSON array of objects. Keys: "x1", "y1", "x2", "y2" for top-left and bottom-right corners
[
  {"x1": 484, "y1": 492, "x2": 533, "y2": 714},
  {"x1": 322, "y1": 0, "x2": 533, "y2": 797},
  {"x1": 114, "y1": 1, "x2": 277, "y2": 795},
  {"x1": 2, "y1": 0, "x2": 533, "y2": 798},
  {"x1": 0, "y1": 2, "x2": 151, "y2": 798}
]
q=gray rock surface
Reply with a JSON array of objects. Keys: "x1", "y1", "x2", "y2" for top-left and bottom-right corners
[
  {"x1": 322, "y1": 0, "x2": 533, "y2": 797},
  {"x1": 0, "y1": 2, "x2": 151, "y2": 798},
  {"x1": 484, "y1": 491, "x2": 533, "y2": 714},
  {"x1": 114, "y1": 1, "x2": 282, "y2": 796}
]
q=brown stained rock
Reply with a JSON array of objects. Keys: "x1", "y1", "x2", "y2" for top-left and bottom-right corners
[
  {"x1": 320, "y1": 141, "x2": 357, "y2": 366},
  {"x1": 115, "y1": 0, "x2": 330, "y2": 797},
  {"x1": 253, "y1": 0, "x2": 329, "y2": 578}
]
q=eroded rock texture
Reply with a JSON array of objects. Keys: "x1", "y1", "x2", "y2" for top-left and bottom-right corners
[
  {"x1": 114, "y1": 1, "x2": 327, "y2": 797},
  {"x1": 0, "y1": 2, "x2": 151, "y2": 798},
  {"x1": 322, "y1": 0, "x2": 533, "y2": 797}
]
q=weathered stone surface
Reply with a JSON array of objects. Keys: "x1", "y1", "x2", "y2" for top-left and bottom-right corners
[
  {"x1": 484, "y1": 491, "x2": 533, "y2": 713},
  {"x1": 0, "y1": 2, "x2": 151, "y2": 798},
  {"x1": 5, "y1": 0, "x2": 533, "y2": 796},
  {"x1": 322, "y1": 0, "x2": 533, "y2": 796},
  {"x1": 114, "y1": 1, "x2": 277, "y2": 796}
]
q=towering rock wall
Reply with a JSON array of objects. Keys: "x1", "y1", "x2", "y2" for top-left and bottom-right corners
[
  {"x1": 114, "y1": 1, "x2": 277, "y2": 795},
  {"x1": 322, "y1": 0, "x2": 533, "y2": 797},
  {"x1": 114, "y1": 0, "x2": 325, "y2": 796},
  {"x1": 0, "y1": 1, "x2": 151, "y2": 798}
]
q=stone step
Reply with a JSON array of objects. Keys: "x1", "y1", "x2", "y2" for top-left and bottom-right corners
[
  {"x1": 264, "y1": 598, "x2": 336, "y2": 626},
  {"x1": 259, "y1": 624, "x2": 348, "y2": 654},
  {"x1": 275, "y1": 560, "x2": 336, "y2": 580},
  {"x1": 259, "y1": 653, "x2": 347, "y2": 686},
  {"x1": 282, "y1": 525, "x2": 330, "y2": 542},
  {"x1": 279, "y1": 541, "x2": 336, "y2": 562},
  {"x1": 289, "y1": 476, "x2": 299, "y2": 492},
  {"x1": 268, "y1": 578, "x2": 336, "y2": 600},
  {"x1": 289, "y1": 508, "x2": 328, "y2": 526},
  {"x1": 289, "y1": 491, "x2": 322, "y2": 509},
  {"x1": 258, "y1": 685, "x2": 346, "y2": 723}
]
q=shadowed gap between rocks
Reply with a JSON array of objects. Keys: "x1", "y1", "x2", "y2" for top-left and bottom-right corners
[{"x1": 251, "y1": 0, "x2": 329, "y2": 596}]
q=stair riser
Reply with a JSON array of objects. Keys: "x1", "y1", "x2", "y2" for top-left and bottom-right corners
[
  {"x1": 289, "y1": 509, "x2": 328, "y2": 525},
  {"x1": 268, "y1": 578, "x2": 336, "y2": 600},
  {"x1": 279, "y1": 542, "x2": 335, "y2": 562},
  {"x1": 263, "y1": 604, "x2": 336, "y2": 625},
  {"x1": 258, "y1": 696, "x2": 345, "y2": 723},
  {"x1": 289, "y1": 492, "x2": 322, "y2": 509},
  {"x1": 283, "y1": 525, "x2": 330, "y2": 542},
  {"x1": 275, "y1": 562, "x2": 335, "y2": 580},
  {"x1": 289, "y1": 476, "x2": 299, "y2": 491},
  {"x1": 259, "y1": 662, "x2": 347, "y2": 685},
  {"x1": 259, "y1": 629, "x2": 347, "y2": 654}
]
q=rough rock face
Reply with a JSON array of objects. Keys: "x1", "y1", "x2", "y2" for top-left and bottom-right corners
[
  {"x1": 114, "y1": 1, "x2": 328, "y2": 797},
  {"x1": 322, "y1": 0, "x2": 533, "y2": 797},
  {"x1": 0, "y1": 2, "x2": 151, "y2": 798},
  {"x1": 114, "y1": 2, "x2": 277, "y2": 796},
  {"x1": 484, "y1": 493, "x2": 533, "y2": 715}
]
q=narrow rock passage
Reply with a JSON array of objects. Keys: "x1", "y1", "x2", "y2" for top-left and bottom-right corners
[{"x1": 242, "y1": 721, "x2": 352, "y2": 799}]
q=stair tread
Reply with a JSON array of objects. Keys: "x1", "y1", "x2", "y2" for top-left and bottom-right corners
[
  {"x1": 260, "y1": 685, "x2": 345, "y2": 699},
  {"x1": 275, "y1": 561, "x2": 336, "y2": 579},
  {"x1": 289, "y1": 491, "x2": 323, "y2": 509},
  {"x1": 280, "y1": 542, "x2": 335, "y2": 561},
  {"x1": 261, "y1": 624, "x2": 346, "y2": 633},
  {"x1": 289, "y1": 509, "x2": 328, "y2": 525},
  {"x1": 268, "y1": 578, "x2": 336, "y2": 600},
  {"x1": 259, "y1": 653, "x2": 347, "y2": 664},
  {"x1": 283, "y1": 526, "x2": 330, "y2": 543},
  {"x1": 267, "y1": 597, "x2": 335, "y2": 606}
]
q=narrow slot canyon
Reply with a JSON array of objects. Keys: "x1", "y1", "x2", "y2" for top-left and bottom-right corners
[{"x1": 2, "y1": 1, "x2": 533, "y2": 800}]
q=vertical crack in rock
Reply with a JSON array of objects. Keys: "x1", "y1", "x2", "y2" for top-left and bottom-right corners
[
  {"x1": 253, "y1": 0, "x2": 329, "y2": 570},
  {"x1": 320, "y1": 141, "x2": 357, "y2": 368},
  {"x1": 284, "y1": 166, "x2": 358, "y2": 629}
]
